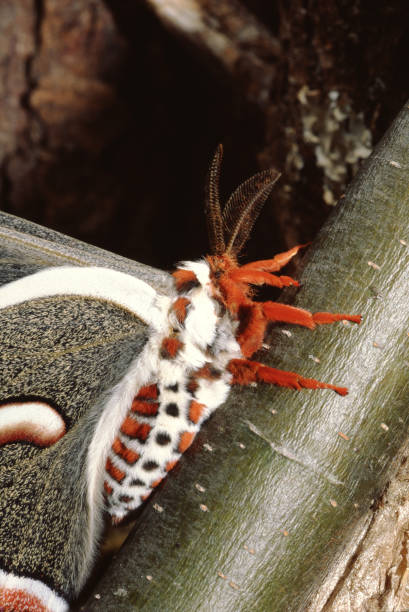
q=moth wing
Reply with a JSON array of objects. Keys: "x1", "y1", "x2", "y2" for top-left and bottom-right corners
[
  {"x1": 0, "y1": 212, "x2": 170, "y2": 608},
  {"x1": 0, "y1": 210, "x2": 172, "y2": 293}
]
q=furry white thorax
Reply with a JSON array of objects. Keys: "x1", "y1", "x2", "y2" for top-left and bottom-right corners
[{"x1": 100, "y1": 259, "x2": 242, "y2": 521}]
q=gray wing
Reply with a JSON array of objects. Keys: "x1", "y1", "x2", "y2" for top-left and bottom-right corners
[
  {"x1": 0, "y1": 212, "x2": 170, "y2": 604},
  {"x1": 0, "y1": 210, "x2": 173, "y2": 293}
]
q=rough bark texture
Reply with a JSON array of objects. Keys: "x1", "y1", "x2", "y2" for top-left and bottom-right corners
[
  {"x1": 0, "y1": 1, "x2": 130, "y2": 253},
  {"x1": 310, "y1": 440, "x2": 409, "y2": 611}
]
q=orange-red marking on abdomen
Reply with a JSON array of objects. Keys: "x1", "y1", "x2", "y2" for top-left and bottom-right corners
[
  {"x1": 187, "y1": 364, "x2": 222, "y2": 393},
  {"x1": 172, "y1": 297, "x2": 191, "y2": 323},
  {"x1": 104, "y1": 481, "x2": 113, "y2": 495},
  {"x1": 120, "y1": 418, "x2": 151, "y2": 441},
  {"x1": 189, "y1": 400, "x2": 205, "y2": 424},
  {"x1": 160, "y1": 337, "x2": 184, "y2": 359},
  {"x1": 178, "y1": 431, "x2": 196, "y2": 453},
  {"x1": 136, "y1": 384, "x2": 159, "y2": 400},
  {"x1": 131, "y1": 400, "x2": 159, "y2": 416},
  {"x1": 166, "y1": 459, "x2": 178, "y2": 472},
  {"x1": 105, "y1": 458, "x2": 126, "y2": 483},
  {"x1": 112, "y1": 437, "x2": 140, "y2": 464},
  {"x1": 151, "y1": 477, "x2": 163, "y2": 488}
]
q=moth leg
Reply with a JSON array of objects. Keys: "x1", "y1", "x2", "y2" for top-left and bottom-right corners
[
  {"x1": 228, "y1": 358, "x2": 348, "y2": 395},
  {"x1": 263, "y1": 302, "x2": 362, "y2": 328},
  {"x1": 238, "y1": 244, "x2": 308, "y2": 273},
  {"x1": 237, "y1": 302, "x2": 267, "y2": 358},
  {"x1": 312, "y1": 312, "x2": 362, "y2": 325},
  {"x1": 229, "y1": 269, "x2": 299, "y2": 288},
  {"x1": 262, "y1": 302, "x2": 316, "y2": 328}
]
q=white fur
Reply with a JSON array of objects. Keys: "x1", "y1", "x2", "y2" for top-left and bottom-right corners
[
  {"x1": 0, "y1": 569, "x2": 68, "y2": 611},
  {"x1": 182, "y1": 288, "x2": 218, "y2": 348},
  {"x1": 179, "y1": 259, "x2": 212, "y2": 288},
  {"x1": 103, "y1": 259, "x2": 242, "y2": 521},
  {"x1": 194, "y1": 377, "x2": 231, "y2": 410},
  {"x1": 82, "y1": 291, "x2": 171, "y2": 585}
]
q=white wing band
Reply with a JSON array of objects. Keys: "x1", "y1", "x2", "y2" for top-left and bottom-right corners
[{"x1": 0, "y1": 266, "x2": 163, "y2": 329}]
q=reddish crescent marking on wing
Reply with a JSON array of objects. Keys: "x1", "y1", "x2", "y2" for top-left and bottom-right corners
[{"x1": 0, "y1": 401, "x2": 66, "y2": 447}]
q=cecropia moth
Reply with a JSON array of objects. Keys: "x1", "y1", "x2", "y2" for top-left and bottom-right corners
[{"x1": 0, "y1": 145, "x2": 361, "y2": 611}]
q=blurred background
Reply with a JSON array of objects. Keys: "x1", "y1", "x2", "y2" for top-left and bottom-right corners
[{"x1": 0, "y1": 0, "x2": 408, "y2": 270}]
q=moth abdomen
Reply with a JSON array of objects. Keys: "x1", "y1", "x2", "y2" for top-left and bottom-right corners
[{"x1": 104, "y1": 260, "x2": 232, "y2": 522}]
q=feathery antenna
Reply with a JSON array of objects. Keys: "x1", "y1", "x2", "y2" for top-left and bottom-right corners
[
  {"x1": 204, "y1": 145, "x2": 281, "y2": 256},
  {"x1": 223, "y1": 168, "x2": 280, "y2": 255},
  {"x1": 204, "y1": 144, "x2": 225, "y2": 255}
]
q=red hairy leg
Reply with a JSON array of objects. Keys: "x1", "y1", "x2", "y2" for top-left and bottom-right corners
[
  {"x1": 217, "y1": 275, "x2": 249, "y2": 314},
  {"x1": 263, "y1": 302, "x2": 317, "y2": 328},
  {"x1": 263, "y1": 302, "x2": 362, "y2": 328},
  {"x1": 239, "y1": 244, "x2": 309, "y2": 272},
  {"x1": 228, "y1": 358, "x2": 348, "y2": 396},
  {"x1": 228, "y1": 269, "x2": 299, "y2": 289},
  {"x1": 313, "y1": 312, "x2": 362, "y2": 325},
  {"x1": 237, "y1": 302, "x2": 267, "y2": 357}
]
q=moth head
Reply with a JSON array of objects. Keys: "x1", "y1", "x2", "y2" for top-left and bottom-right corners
[
  {"x1": 204, "y1": 144, "x2": 282, "y2": 313},
  {"x1": 174, "y1": 148, "x2": 301, "y2": 358}
]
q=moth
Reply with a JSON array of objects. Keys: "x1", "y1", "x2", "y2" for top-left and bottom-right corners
[{"x1": 0, "y1": 145, "x2": 361, "y2": 611}]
